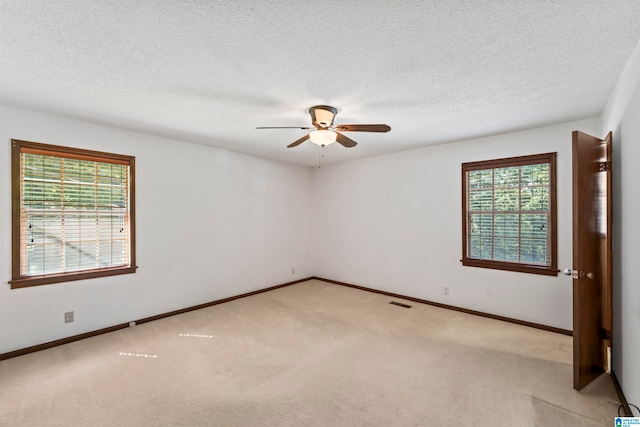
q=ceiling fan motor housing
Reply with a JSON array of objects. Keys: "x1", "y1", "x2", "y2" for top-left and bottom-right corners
[{"x1": 309, "y1": 105, "x2": 337, "y2": 129}]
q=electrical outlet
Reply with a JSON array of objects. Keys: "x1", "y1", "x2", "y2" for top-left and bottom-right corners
[
  {"x1": 292, "y1": 268, "x2": 295, "y2": 275},
  {"x1": 443, "y1": 287, "x2": 450, "y2": 296},
  {"x1": 64, "y1": 311, "x2": 74, "y2": 323}
]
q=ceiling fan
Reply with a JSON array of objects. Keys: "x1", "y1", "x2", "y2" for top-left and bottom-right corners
[{"x1": 256, "y1": 105, "x2": 391, "y2": 148}]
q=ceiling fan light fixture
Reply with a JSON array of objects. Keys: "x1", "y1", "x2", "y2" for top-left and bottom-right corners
[{"x1": 309, "y1": 129, "x2": 337, "y2": 146}]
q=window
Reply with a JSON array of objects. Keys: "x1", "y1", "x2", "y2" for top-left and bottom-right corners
[
  {"x1": 10, "y1": 140, "x2": 136, "y2": 288},
  {"x1": 461, "y1": 152, "x2": 557, "y2": 276}
]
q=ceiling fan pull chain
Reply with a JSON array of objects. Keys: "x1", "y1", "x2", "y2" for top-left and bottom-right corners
[{"x1": 318, "y1": 146, "x2": 327, "y2": 168}]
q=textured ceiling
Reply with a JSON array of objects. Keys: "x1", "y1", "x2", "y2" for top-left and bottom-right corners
[{"x1": 2, "y1": 1, "x2": 640, "y2": 167}]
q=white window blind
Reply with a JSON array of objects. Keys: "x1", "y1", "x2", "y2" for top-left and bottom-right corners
[
  {"x1": 466, "y1": 162, "x2": 551, "y2": 265},
  {"x1": 20, "y1": 150, "x2": 131, "y2": 277}
]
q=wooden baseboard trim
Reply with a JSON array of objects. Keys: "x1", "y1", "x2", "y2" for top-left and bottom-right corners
[
  {"x1": 312, "y1": 276, "x2": 573, "y2": 336},
  {"x1": 135, "y1": 278, "x2": 311, "y2": 325},
  {"x1": 0, "y1": 277, "x2": 313, "y2": 361},
  {"x1": 611, "y1": 370, "x2": 633, "y2": 417},
  {"x1": 0, "y1": 323, "x2": 130, "y2": 361}
]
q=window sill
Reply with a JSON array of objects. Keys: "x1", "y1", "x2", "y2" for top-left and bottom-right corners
[
  {"x1": 461, "y1": 258, "x2": 559, "y2": 276},
  {"x1": 9, "y1": 266, "x2": 137, "y2": 289}
]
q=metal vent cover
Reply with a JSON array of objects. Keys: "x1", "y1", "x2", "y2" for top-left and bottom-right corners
[{"x1": 389, "y1": 301, "x2": 412, "y2": 309}]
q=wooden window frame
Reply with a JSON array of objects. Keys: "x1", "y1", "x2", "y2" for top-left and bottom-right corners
[
  {"x1": 461, "y1": 152, "x2": 558, "y2": 276},
  {"x1": 10, "y1": 140, "x2": 136, "y2": 289}
]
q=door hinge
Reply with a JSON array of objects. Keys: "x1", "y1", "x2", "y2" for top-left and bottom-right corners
[
  {"x1": 598, "y1": 161, "x2": 611, "y2": 172},
  {"x1": 599, "y1": 328, "x2": 612, "y2": 341}
]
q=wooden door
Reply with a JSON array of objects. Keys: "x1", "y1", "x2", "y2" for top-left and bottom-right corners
[{"x1": 572, "y1": 130, "x2": 613, "y2": 391}]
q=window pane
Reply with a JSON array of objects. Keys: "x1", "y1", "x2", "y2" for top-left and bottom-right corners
[
  {"x1": 469, "y1": 189, "x2": 492, "y2": 211},
  {"x1": 494, "y1": 214, "x2": 518, "y2": 237},
  {"x1": 521, "y1": 214, "x2": 547, "y2": 239},
  {"x1": 469, "y1": 235, "x2": 495, "y2": 259},
  {"x1": 520, "y1": 238, "x2": 548, "y2": 265},
  {"x1": 495, "y1": 237, "x2": 519, "y2": 262},
  {"x1": 469, "y1": 170, "x2": 492, "y2": 189},
  {"x1": 494, "y1": 187, "x2": 519, "y2": 211},
  {"x1": 521, "y1": 186, "x2": 549, "y2": 211},
  {"x1": 470, "y1": 214, "x2": 493, "y2": 236},
  {"x1": 494, "y1": 167, "x2": 519, "y2": 186}
]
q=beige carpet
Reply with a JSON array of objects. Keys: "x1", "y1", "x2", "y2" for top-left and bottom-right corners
[{"x1": 0, "y1": 279, "x2": 621, "y2": 426}]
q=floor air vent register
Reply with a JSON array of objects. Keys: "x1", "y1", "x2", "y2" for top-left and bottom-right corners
[{"x1": 389, "y1": 301, "x2": 412, "y2": 309}]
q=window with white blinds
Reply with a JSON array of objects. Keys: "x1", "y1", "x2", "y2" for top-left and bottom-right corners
[
  {"x1": 11, "y1": 140, "x2": 136, "y2": 288},
  {"x1": 461, "y1": 153, "x2": 558, "y2": 276}
]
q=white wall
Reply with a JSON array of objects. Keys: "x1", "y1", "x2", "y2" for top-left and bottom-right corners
[
  {"x1": 312, "y1": 118, "x2": 599, "y2": 330},
  {"x1": 0, "y1": 104, "x2": 313, "y2": 354},
  {"x1": 601, "y1": 40, "x2": 640, "y2": 411},
  {"x1": 2, "y1": 69, "x2": 636, "y2": 405}
]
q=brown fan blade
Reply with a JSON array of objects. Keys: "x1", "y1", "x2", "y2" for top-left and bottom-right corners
[
  {"x1": 256, "y1": 126, "x2": 312, "y2": 130},
  {"x1": 334, "y1": 124, "x2": 391, "y2": 133},
  {"x1": 287, "y1": 134, "x2": 309, "y2": 148},
  {"x1": 335, "y1": 132, "x2": 357, "y2": 148}
]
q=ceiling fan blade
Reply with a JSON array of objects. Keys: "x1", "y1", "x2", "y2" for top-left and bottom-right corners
[
  {"x1": 287, "y1": 135, "x2": 309, "y2": 148},
  {"x1": 256, "y1": 126, "x2": 312, "y2": 130},
  {"x1": 334, "y1": 124, "x2": 391, "y2": 133},
  {"x1": 335, "y1": 132, "x2": 358, "y2": 148}
]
